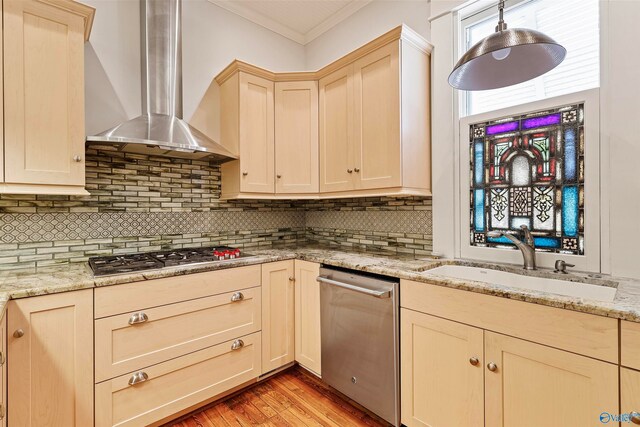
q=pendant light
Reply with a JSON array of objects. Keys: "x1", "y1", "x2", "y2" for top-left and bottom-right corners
[{"x1": 448, "y1": 0, "x2": 566, "y2": 91}]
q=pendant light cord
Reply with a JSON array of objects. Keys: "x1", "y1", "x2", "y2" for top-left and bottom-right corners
[{"x1": 496, "y1": 0, "x2": 507, "y2": 32}]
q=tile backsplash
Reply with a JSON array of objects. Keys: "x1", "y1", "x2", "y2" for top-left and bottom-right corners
[{"x1": 0, "y1": 146, "x2": 432, "y2": 269}]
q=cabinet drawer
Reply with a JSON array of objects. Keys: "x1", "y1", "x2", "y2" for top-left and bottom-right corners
[
  {"x1": 622, "y1": 321, "x2": 640, "y2": 370},
  {"x1": 95, "y1": 265, "x2": 261, "y2": 318},
  {"x1": 95, "y1": 332, "x2": 261, "y2": 427},
  {"x1": 401, "y1": 279, "x2": 618, "y2": 363},
  {"x1": 621, "y1": 367, "x2": 640, "y2": 422},
  {"x1": 95, "y1": 287, "x2": 261, "y2": 382}
]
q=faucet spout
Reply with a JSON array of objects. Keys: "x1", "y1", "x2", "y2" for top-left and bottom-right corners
[{"x1": 487, "y1": 225, "x2": 537, "y2": 270}]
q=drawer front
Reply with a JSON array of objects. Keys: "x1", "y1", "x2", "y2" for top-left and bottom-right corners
[
  {"x1": 401, "y1": 279, "x2": 618, "y2": 363},
  {"x1": 622, "y1": 321, "x2": 640, "y2": 370},
  {"x1": 95, "y1": 265, "x2": 261, "y2": 318},
  {"x1": 95, "y1": 287, "x2": 261, "y2": 382},
  {"x1": 95, "y1": 332, "x2": 261, "y2": 427}
]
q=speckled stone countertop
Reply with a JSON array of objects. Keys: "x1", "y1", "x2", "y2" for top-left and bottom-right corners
[{"x1": 0, "y1": 245, "x2": 639, "y2": 323}]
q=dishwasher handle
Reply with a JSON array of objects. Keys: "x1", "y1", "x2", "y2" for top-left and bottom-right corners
[{"x1": 316, "y1": 276, "x2": 391, "y2": 299}]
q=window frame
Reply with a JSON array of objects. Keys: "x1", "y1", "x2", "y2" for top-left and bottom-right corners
[
  {"x1": 458, "y1": 89, "x2": 600, "y2": 272},
  {"x1": 458, "y1": 0, "x2": 600, "y2": 117}
]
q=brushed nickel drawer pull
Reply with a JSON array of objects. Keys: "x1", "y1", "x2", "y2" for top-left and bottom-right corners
[
  {"x1": 487, "y1": 362, "x2": 498, "y2": 372},
  {"x1": 231, "y1": 339, "x2": 244, "y2": 351},
  {"x1": 469, "y1": 357, "x2": 479, "y2": 366},
  {"x1": 13, "y1": 329, "x2": 24, "y2": 338},
  {"x1": 231, "y1": 292, "x2": 244, "y2": 302},
  {"x1": 128, "y1": 371, "x2": 149, "y2": 386},
  {"x1": 128, "y1": 312, "x2": 149, "y2": 325}
]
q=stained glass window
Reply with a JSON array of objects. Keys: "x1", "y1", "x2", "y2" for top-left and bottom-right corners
[{"x1": 469, "y1": 104, "x2": 585, "y2": 255}]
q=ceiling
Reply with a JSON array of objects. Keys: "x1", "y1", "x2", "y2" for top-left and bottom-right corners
[{"x1": 208, "y1": 0, "x2": 373, "y2": 45}]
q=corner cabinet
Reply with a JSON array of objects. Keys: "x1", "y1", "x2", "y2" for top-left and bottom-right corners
[
  {"x1": 1, "y1": 0, "x2": 93, "y2": 195},
  {"x1": 8, "y1": 289, "x2": 94, "y2": 427},
  {"x1": 216, "y1": 25, "x2": 431, "y2": 200}
]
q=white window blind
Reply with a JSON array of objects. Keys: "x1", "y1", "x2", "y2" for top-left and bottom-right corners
[{"x1": 462, "y1": 0, "x2": 600, "y2": 116}]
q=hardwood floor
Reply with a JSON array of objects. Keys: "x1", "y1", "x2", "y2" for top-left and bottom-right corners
[{"x1": 164, "y1": 366, "x2": 390, "y2": 427}]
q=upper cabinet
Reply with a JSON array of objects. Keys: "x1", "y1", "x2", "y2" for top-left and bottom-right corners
[
  {"x1": 1, "y1": 0, "x2": 93, "y2": 195},
  {"x1": 216, "y1": 25, "x2": 432, "y2": 200}
]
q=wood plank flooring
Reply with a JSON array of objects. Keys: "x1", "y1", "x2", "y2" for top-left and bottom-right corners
[{"x1": 164, "y1": 367, "x2": 389, "y2": 427}]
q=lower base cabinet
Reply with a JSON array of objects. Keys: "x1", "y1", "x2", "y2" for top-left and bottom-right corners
[
  {"x1": 622, "y1": 368, "x2": 640, "y2": 425},
  {"x1": 95, "y1": 332, "x2": 261, "y2": 427},
  {"x1": 294, "y1": 260, "x2": 321, "y2": 375},
  {"x1": 400, "y1": 309, "x2": 484, "y2": 427},
  {"x1": 8, "y1": 289, "x2": 94, "y2": 427},
  {"x1": 484, "y1": 332, "x2": 618, "y2": 427}
]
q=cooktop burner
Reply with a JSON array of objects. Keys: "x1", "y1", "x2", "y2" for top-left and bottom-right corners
[{"x1": 88, "y1": 246, "x2": 253, "y2": 277}]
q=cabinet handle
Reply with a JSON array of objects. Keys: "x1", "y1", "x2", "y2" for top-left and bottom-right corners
[
  {"x1": 242, "y1": 171, "x2": 248, "y2": 176},
  {"x1": 469, "y1": 357, "x2": 479, "y2": 366},
  {"x1": 631, "y1": 412, "x2": 640, "y2": 425},
  {"x1": 277, "y1": 174, "x2": 282, "y2": 179},
  {"x1": 354, "y1": 167, "x2": 360, "y2": 172},
  {"x1": 231, "y1": 292, "x2": 244, "y2": 302},
  {"x1": 128, "y1": 371, "x2": 149, "y2": 386},
  {"x1": 73, "y1": 155, "x2": 82, "y2": 162},
  {"x1": 0, "y1": 351, "x2": 4, "y2": 366},
  {"x1": 347, "y1": 169, "x2": 353, "y2": 173},
  {"x1": 128, "y1": 312, "x2": 149, "y2": 325},
  {"x1": 13, "y1": 329, "x2": 24, "y2": 338},
  {"x1": 231, "y1": 339, "x2": 244, "y2": 351},
  {"x1": 487, "y1": 362, "x2": 498, "y2": 372},
  {"x1": 289, "y1": 276, "x2": 295, "y2": 282},
  {"x1": 0, "y1": 403, "x2": 4, "y2": 420}
]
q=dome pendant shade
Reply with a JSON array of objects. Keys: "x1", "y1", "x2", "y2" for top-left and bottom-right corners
[{"x1": 449, "y1": 3, "x2": 566, "y2": 91}]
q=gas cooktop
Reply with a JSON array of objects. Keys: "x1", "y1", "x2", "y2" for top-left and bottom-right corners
[{"x1": 88, "y1": 246, "x2": 254, "y2": 277}]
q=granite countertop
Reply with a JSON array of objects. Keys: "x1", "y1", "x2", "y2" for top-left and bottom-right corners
[{"x1": 0, "y1": 244, "x2": 639, "y2": 323}]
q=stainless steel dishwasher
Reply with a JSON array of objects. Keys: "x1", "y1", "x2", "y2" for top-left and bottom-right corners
[{"x1": 318, "y1": 266, "x2": 399, "y2": 426}]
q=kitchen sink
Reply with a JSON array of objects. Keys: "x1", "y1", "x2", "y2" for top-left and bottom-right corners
[{"x1": 425, "y1": 265, "x2": 617, "y2": 302}]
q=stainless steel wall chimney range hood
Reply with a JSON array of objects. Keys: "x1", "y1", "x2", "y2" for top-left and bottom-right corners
[{"x1": 86, "y1": 0, "x2": 236, "y2": 162}]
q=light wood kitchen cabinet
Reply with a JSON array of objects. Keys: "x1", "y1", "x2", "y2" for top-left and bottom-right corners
[
  {"x1": 0, "y1": 314, "x2": 5, "y2": 427},
  {"x1": 401, "y1": 309, "x2": 484, "y2": 427},
  {"x1": 485, "y1": 332, "x2": 618, "y2": 427},
  {"x1": 216, "y1": 25, "x2": 431, "y2": 199},
  {"x1": 1, "y1": 0, "x2": 93, "y2": 195},
  {"x1": 622, "y1": 320, "x2": 640, "y2": 370},
  {"x1": 261, "y1": 260, "x2": 295, "y2": 374},
  {"x1": 95, "y1": 332, "x2": 261, "y2": 427},
  {"x1": 319, "y1": 66, "x2": 354, "y2": 193},
  {"x1": 94, "y1": 286, "x2": 262, "y2": 382},
  {"x1": 8, "y1": 289, "x2": 93, "y2": 427},
  {"x1": 319, "y1": 31, "x2": 431, "y2": 197},
  {"x1": 220, "y1": 72, "x2": 275, "y2": 197},
  {"x1": 621, "y1": 367, "x2": 640, "y2": 425},
  {"x1": 275, "y1": 81, "x2": 319, "y2": 195},
  {"x1": 294, "y1": 260, "x2": 321, "y2": 375}
]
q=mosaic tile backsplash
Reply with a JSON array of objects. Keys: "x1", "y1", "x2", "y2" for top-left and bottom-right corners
[{"x1": 0, "y1": 147, "x2": 432, "y2": 269}]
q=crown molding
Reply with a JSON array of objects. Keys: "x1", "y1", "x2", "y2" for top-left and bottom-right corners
[
  {"x1": 208, "y1": 0, "x2": 373, "y2": 46},
  {"x1": 38, "y1": 0, "x2": 95, "y2": 41}
]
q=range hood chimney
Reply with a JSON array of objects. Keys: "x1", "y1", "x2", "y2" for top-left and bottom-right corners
[{"x1": 86, "y1": 0, "x2": 236, "y2": 162}]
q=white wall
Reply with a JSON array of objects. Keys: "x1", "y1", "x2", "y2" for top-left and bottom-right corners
[
  {"x1": 83, "y1": 0, "x2": 306, "y2": 140},
  {"x1": 304, "y1": 0, "x2": 431, "y2": 70}
]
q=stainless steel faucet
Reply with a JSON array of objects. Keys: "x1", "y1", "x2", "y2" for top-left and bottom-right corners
[{"x1": 487, "y1": 225, "x2": 537, "y2": 270}]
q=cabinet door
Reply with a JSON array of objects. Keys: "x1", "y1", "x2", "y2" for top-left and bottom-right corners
[
  {"x1": 485, "y1": 332, "x2": 618, "y2": 427},
  {"x1": 239, "y1": 72, "x2": 275, "y2": 193},
  {"x1": 352, "y1": 42, "x2": 401, "y2": 190},
  {"x1": 3, "y1": 0, "x2": 85, "y2": 186},
  {"x1": 275, "y1": 81, "x2": 319, "y2": 194},
  {"x1": 400, "y1": 309, "x2": 484, "y2": 427},
  {"x1": 8, "y1": 289, "x2": 93, "y2": 427},
  {"x1": 622, "y1": 368, "x2": 640, "y2": 425},
  {"x1": 261, "y1": 260, "x2": 295, "y2": 374},
  {"x1": 294, "y1": 260, "x2": 321, "y2": 375},
  {"x1": 0, "y1": 314, "x2": 5, "y2": 427},
  {"x1": 319, "y1": 66, "x2": 355, "y2": 192}
]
